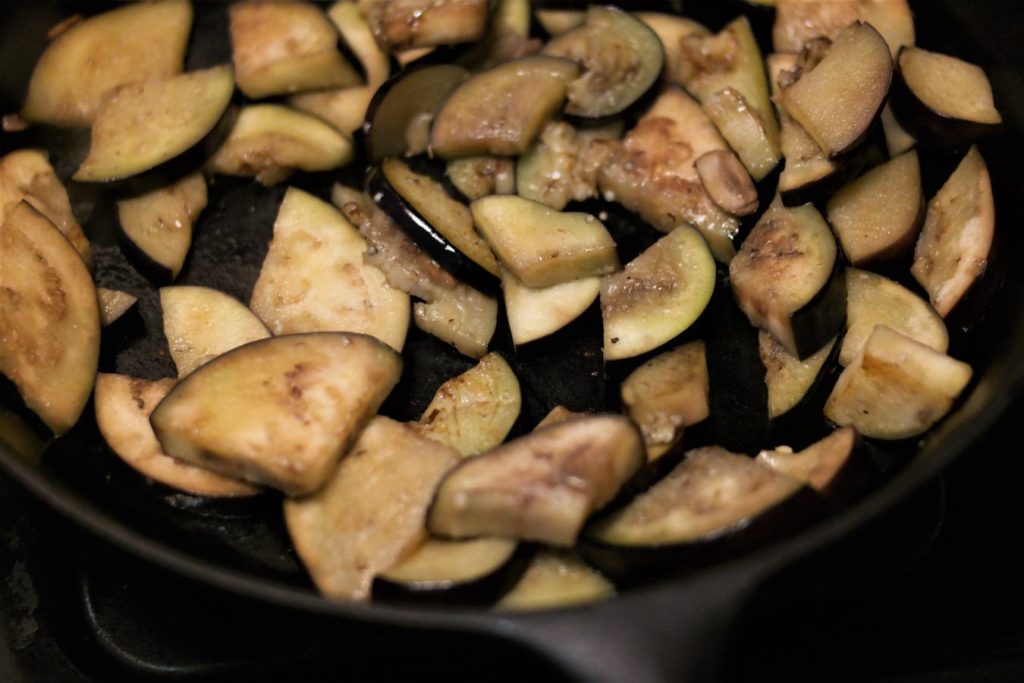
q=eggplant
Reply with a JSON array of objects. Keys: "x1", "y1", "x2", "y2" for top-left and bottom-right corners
[
  {"x1": 447, "y1": 156, "x2": 516, "y2": 201},
  {"x1": 94, "y1": 374, "x2": 260, "y2": 498},
  {"x1": 911, "y1": 146, "x2": 995, "y2": 317},
  {"x1": 329, "y1": 1, "x2": 392, "y2": 88},
  {"x1": 413, "y1": 294, "x2": 498, "y2": 359},
  {"x1": 694, "y1": 150, "x2": 758, "y2": 216},
  {"x1": 729, "y1": 201, "x2": 845, "y2": 359},
  {"x1": 359, "y1": 0, "x2": 490, "y2": 50},
  {"x1": 21, "y1": 0, "x2": 193, "y2": 127},
  {"x1": 825, "y1": 325, "x2": 972, "y2": 440},
  {"x1": 634, "y1": 12, "x2": 710, "y2": 83},
  {"x1": 0, "y1": 201, "x2": 100, "y2": 435},
  {"x1": 97, "y1": 288, "x2": 137, "y2": 327},
  {"x1": 760, "y1": 332, "x2": 837, "y2": 421},
  {"x1": 502, "y1": 269, "x2": 600, "y2": 347},
  {"x1": 284, "y1": 416, "x2": 460, "y2": 600},
  {"x1": 150, "y1": 332, "x2": 403, "y2": 496},
  {"x1": 881, "y1": 104, "x2": 916, "y2": 157},
  {"x1": 756, "y1": 426, "x2": 865, "y2": 499},
  {"x1": 702, "y1": 88, "x2": 781, "y2": 183},
  {"x1": 601, "y1": 224, "x2": 716, "y2": 362},
  {"x1": 453, "y1": 0, "x2": 537, "y2": 71},
  {"x1": 826, "y1": 150, "x2": 923, "y2": 266},
  {"x1": 495, "y1": 551, "x2": 614, "y2": 611},
  {"x1": 535, "y1": 9, "x2": 586, "y2": 37},
  {"x1": 541, "y1": 6, "x2": 664, "y2": 118},
  {"x1": 159, "y1": 286, "x2": 271, "y2": 378},
  {"x1": 772, "y1": 0, "x2": 914, "y2": 57},
  {"x1": 516, "y1": 120, "x2": 622, "y2": 211},
  {"x1": 536, "y1": 405, "x2": 588, "y2": 429}
]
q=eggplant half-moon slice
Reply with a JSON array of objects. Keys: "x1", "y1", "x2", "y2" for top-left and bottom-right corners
[
  {"x1": 756, "y1": 426, "x2": 861, "y2": 497},
  {"x1": 359, "y1": 0, "x2": 490, "y2": 50},
  {"x1": 447, "y1": 157, "x2": 516, "y2": 201},
  {"x1": 229, "y1": 1, "x2": 360, "y2": 99},
  {"x1": 729, "y1": 202, "x2": 844, "y2": 359},
  {"x1": 516, "y1": 120, "x2": 621, "y2": 211},
  {"x1": 430, "y1": 56, "x2": 579, "y2": 158},
  {"x1": 73, "y1": 66, "x2": 235, "y2": 183},
  {"x1": 95, "y1": 374, "x2": 259, "y2": 498},
  {"x1": 250, "y1": 187, "x2": 410, "y2": 352},
  {"x1": 602, "y1": 224, "x2": 715, "y2": 362},
  {"x1": 427, "y1": 415, "x2": 645, "y2": 546},
  {"x1": 116, "y1": 171, "x2": 208, "y2": 281},
  {"x1": 541, "y1": 6, "x2": 663, "y2": 118},
  {"x1": 761, "y1": 332, "x2": 838, "y2": 421},
  {"x1": 502, "y1": 269, "x2": 600, "y2": 347},
  {"x1": 825, "y1": 325, "x2": 972, "y2": 440},
  {"x1": 21, "y1": 0, "x2": 192, "y2": 127},
  {"x1": 496, "y1": 551, "x2": 614, "y2": 612},
  {"x1": 911, "y1": 146, "x2": 995, "y2": 318},
  {"x1": 97, "y1": 288, "x2": 138, "y2": 327},
  {"x1": 772, "y1": 0, "x2": 914, "y2": 57},
  {"x1": 151, "y1": 332, "x2": 402, "y2": 496},
  {"x1": 695, "y1": 150, "x2": 758, "y2": 217},
  {"x1": 160, "y1": 286, "x2": 271, "y2": 378},
  {"x1": 284, "y1": 416, "x2": 460, "y2": 600},
  {"x1": 0, "y1": 202, "x2": 100, "y2": 435}
]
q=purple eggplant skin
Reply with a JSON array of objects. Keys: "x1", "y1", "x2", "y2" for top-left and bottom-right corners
[
  {"x1": 789, "y1": 257, "x2": 847, "y2": 361},
  {"x1": 779, "y1": 135, "x2": 872, "y2": 208}
]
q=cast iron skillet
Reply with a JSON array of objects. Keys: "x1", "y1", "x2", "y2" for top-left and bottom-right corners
[{"x1": 2, "y1": 1, "x2": 1024, "y2": 680}]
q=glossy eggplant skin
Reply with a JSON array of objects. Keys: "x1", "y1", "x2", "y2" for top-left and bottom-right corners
[{"x1": 789, "y1": 257, "x2": 847, "y2": 361}]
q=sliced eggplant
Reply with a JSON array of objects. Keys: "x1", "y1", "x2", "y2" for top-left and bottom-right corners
[
  {"x1": 284, "y1": 416, "x2": 460, "y2": 600},
  {"x1": 772, "y1": 0, "x2": 914, "y2": 57},
  {"x1": 601, "y1": 224, "x2": 716, "y2": 362},
  {"x1": 620, "y1": 341, "x2": 709, "y2": 462},
  {"x1": 160, "y1": 286, "x2": 271, "y2": 378},
  {"x1": 695, "y1": 150, "x2": 758, "y2": 217},
  {"x1": 328, "y1": 1, "x2": 392, "y2": 89},
  {"x1": 97, "y1": 288, "x2": 137, "y2": 327},
  {"x1": 116, "y1": 171, "x2": 207, "y2": 281},
  {"x1": 73, "y1": 66, "x2": 235, "y2": 183},
  {"x1": 825, "y1": 325, "x2": 972, "y2": 440},
  {"x1": 779, "y1": 22, "x2": 893, "y2": 159},
  {"x1": 21, "y1": 0, "x2": 192, "y2": 127},
  {"x1": 536, "y1": 9, "x2": 586, "y2": 37},
  {"x1": 729, "y1": 202, "x2": 843, "y2": 359},
  {"x1": 359, "y1": 0, "x2": 489, "y2": 50},
  {"x1": 289, "y1": 87, "x2": 378, "y2": 137},
  {"x1": 250, "y1": 187, "x2": 410, "y2": 352},
  {"x1": 502, "y1": 269, "x2": 600, "y2": 346},
  {"x1": 911, "y1": 146, "x2": 994, "y2": 317},
  {"x1": 470, "y1": 195, "x2": 618, "y2": 289},
  {"x1": 702, "y1": 88, "x2": 782, "y2": 182},
  {"x1": 413, "y1": 293, "x2": 498, "y2": 359},
  {"x1": 447, "y1": 157, "x2": 516, "y2": 201},
  {"x1": 841, "y1": 269, "x2": 948, "y2": 367},
  {"x1": 596, "y1": 87, "x2": 740, "y2": 263},
  {"x1": 516, "y1": 120, "x2": 622, "y2": 211},
  {"x1": 541, "y1": 6, "x2": 664, "y2": 118},
  {"x1": 756, "y1": 426, "x2": 860, "y2": 495},
  {"x1": 0, "y1": 202, "x2": 100, "y2": 435},
  {"x1": 634, "y1": 12, "x2": 710, "y2": 83},
  {"x1": 495, "y1": 551, "x2": 614, "y2": 612},
  {"x1": 881, "y1": 104, "x2": 916, "y2": 157},
  {"x1": 536, "y1": 405, "x2": 587, "y2": 429},
  {"x1": 427, "y1": 415, "x2": 644, "y2": 546},
  {"x1": 761, "y1": 332, "x2": 837, "y2": 420},
  {"x1": 430, "y1": 56, "x2": 579, "y2": 158},
  {"x1": 151, "y1": 332, "x2": 402, "y2": 496},
  {"x1": 95, "y1": 374, "x2": 259, "y2": 498},
  {"x1": 455, "y1": 0, "x2": 538, "y2": 71},
  {"x1": 892, "y1": 46, "x2": 1002, "y2": 149},
  {"x1": 826, "y1": 150, "x2": 923, "y2": 266},
  {"x1": 229, "y1": 1, "x2": 360, "y2": 99}
]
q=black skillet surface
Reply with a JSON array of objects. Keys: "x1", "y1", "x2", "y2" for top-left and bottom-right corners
[{"x1": 1, "y1": 1, "x2": 1024, "y2": 680}]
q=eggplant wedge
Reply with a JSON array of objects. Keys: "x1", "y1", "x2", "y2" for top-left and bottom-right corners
[
  {"x1": 496, "y1": 551, "x2": 614, "y2": 612},
  {"x1": 74, "y1": 66, "x2": 235, "y2": 183},
  {"x1": 21, "y1": 0, "x2": 192, "y2": 127},
  {"x1": 756, "y1": 426, "x2": 862, "y2": 497},
  {"x1": 284, "y1": 416, "x2": 460, "y2": 600},
  {"x1": 536, "y1": 405, "x2": 587, "y2": 429},
  {"x1": 825, "y1": 325, "x2": 972, "y2": 440},
  {"x1": 250, "y1": 188, "x2": 410, "y2": 352},
  {"x1": 911, "y1": 146, "x2": 995, "y2": 317},
  {"x1": 95, "y1": 374, "x2": 259, "y2": 498},
  {"x1": 0, "y1": 202, "x2": 100, "y2": 435},
  {"x1": 359, "y1": 0, "x2": 489, "y2": 50},
  {"x1": 694, "y1": 150, "x2": 758, "y2": 216},
  {"x1": 729, "y1": 202, "x2": 844, "y2": 359},
  {"x1": 772, "y1": 0, "x2": 914, "y2": 57},
  {"x1": 427, "y1": 415, "x2": 644, "y2": 546},
  {"x1": 447, "y1": 157, "x2": 516, "y2": 201},
  {"x1": 151, "y1": 332, "x2": 402, "y2": 496},
  {"x1": 601, "y1": 224, "x2": 716, "y2": 362},
  {"x1": 881, "y1": 104, "x2": 916, "y2": 157},
  {"x1": 761, "y1": 332, "x2": 837, "y2": 421},
  {"x1": 502, "y1": 270, "x2": 600, "y2": 346},
  {"x1": 97, "y1": 288, "x2": 137, "y2": 327},
  {"x1": 160, "y1": 286, "x2": 271, "y2": 378},
  {"x1": 516, "y1": 120, "x2": 622, "y2": 211},
  {"x1": 413, "y1": 295, "x2": 498, "y2": 359}
]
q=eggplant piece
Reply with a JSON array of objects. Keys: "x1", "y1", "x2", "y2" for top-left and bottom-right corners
[
  {"x1": 97, "y1": 288, "x2": 137, "y2": 327},
  {"x1": 729, "y1": 202, "x2": 844, "y2": 359},
  {"x1": 359, "y1": 0, "x2": 489, "y2": 50},
  {"x1": 703, "y1": 88, "x2": 782, "y2": 182},
  {"x1": 413, "y1": 294, "x2": 498, "y2": 359},
  {"x1": 21, "y1": 0, "x2": 192, "y2": 127},
  {"x1": 756, "y1": 426, "x2": 864, "y2": 499},
  {"x1": 430, "y1": 56, "x2": 579, "y2": 158},
  {"x1": 634, "y1": 12, "x2": 710, "y2": 81},
  {"x1": 502, "y1": 269, "x2": 600, "y2": 347},
  {"x1": 826, "y1": 151, "x2": 923, "y2": 266},
  {"x1": 329, "y1": 1, "x2": 392, "y2": 89},
  {"x1": 94, "y1": 374, "x2": 259, "y2": 498},
  {"x1": 160, "y1": 286, "x2": 271, "y2": 378},
  {"x1": 454, "y1": 0, "x2": 538, "y2": 71},
  {"x1": 535, "y1": 9, "x2": 586, "y2": 37},
  {"x1": 541, "y1": 6, "x2": 664, "y2": 118},
  {"x1": 892, "y1": 46, "x2": 1003, "y2": 150},
  {"x1": 151, "y1": 332, "x2": 402, "y2": 496},
  {"x1": 470, "y1": 195, "x2": 618, "y2": 289},
  {"x1": 911, "y1": 146, "x2": 995, "y2": 317},
  {"x1": 601, "y1": 224, "x2": 716, "y2": 362},
  {"x1": 881, "y1": 104, "x2": 916, "y2": 157},
  {"x1": 597, "y1": 87, "x2": 740, "y2": 262},
  {"x1": 0, "y1": 202, "x2": 100, "y2": 435},
  {"x1": 620, "y1": 341, "x2": 709, "y2": 462},
  {"x1": 0, "y1": 150, "x2": 91, "y2": 267},
  {"x1": 447, "y1": 157, "x2": 516, "y2": 201},
  {"x1": 772, "y1": 0, "x2": 914, "y2": 57},
  {"x1": 208, "y1": 105, "x2": 354, "y2": 186},
  {"x1": 284, "y1": 416, "x2": 460, "y2": 600},
  {"x1": 427, "y1": 415, "x2": 644, "y2": 546},
  {"x1": 536, "y1": 405, "x2": 587, "y2": 429},
  {"x1": 695, "y1": 150, "x2": 758, "y2": 217},
  {"x1": 761, "y1": 332, "x2": 837, "y2": 420},
  {"x1": 516, "y1": 120, "x2": 621, "y2": 211},
  {"x1": 116, "y1": 171, "x2": 207, "y2": 281},
  {"x1": 825, "y1": 325, "x2": 972, "y2": 440},
  {"x1": 73, "y1": 66, "x2": 235, "y2": 183},
  {"x1": 495, "y1": 551, "x2": 614, "y2": 612}
]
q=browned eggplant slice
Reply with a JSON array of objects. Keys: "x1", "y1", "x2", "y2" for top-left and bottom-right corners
[
  {"x1": 446, "y1": 157, "x2": 516, "y2": 201},
  {"x1": 95, "y1": 374, "x2": 259, "y2": 498},
  {"x1": 703, "y1": 88, "x2": 781, "y2": 183},
  {"x1": 427, "y1": 415, "x2": 644, "y2": 546},
  {"x1": 495, "y1": 551, "x2": 614, "y2": 611},
  {"x1": 825, "y1": 325, "x2": 972, "y2": 440},
  {"x1": 541, "y1": 6, "x2": 663, "y2": 118},
  {"x1": 772, "y1": 0, "x2": 914, "y2": 57},
  {"x1": 250, "y1": 188, "x2": 410, "y2": 352},
  {"x1": 151, "y1": 332, "x2": 402, "y2": 496},
  {"x1": 97, "y1": 288, "x2": 137, "y2": 327},
  {"x1": 911, "y1": 146, "x2": 994, "y2": 317},
  {"x1": 284, "y1": 416, "x2": 460, "y2": 600},
  {"x1": 502, "y1": 269, "x2": 600, "y2": 346},
  {"x1": 0, "y1": 202, "x2": 100, "y2": 434},
  {"x1": 413, "y1": 294, "x2": 498, "y2": 359},
  {"x1": 695, "y1": 150, "x2": 758, "y2": 216},
  {"x1": 761, "y1": 332, "x2": 837, "y2": 420},
  {"x1": 756, "y1": 426, "x2": 860, "y2": 496},
  {"x1": 516, "y1": 120, "x2": 621, "y2": 211},
  {"x1": 359, "y1": 0, "x2": 489, "y2": 50}
]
